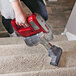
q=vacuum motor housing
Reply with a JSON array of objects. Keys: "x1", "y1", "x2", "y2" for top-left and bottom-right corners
[{"x1": 11, "y1": 13, "x2": 50, "y2": 37}]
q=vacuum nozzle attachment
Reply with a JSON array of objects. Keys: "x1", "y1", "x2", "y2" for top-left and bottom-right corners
[{"x1": 48, "y1": 45, "x2": 62, "y2": 66}]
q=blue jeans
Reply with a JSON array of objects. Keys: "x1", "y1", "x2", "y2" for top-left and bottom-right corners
[
  {"x1": 2, "y1": 0, "x2": 48, "y2": 34},
  {"x1": 22, "y1": 0, "x2": 48, "y2": 21}
]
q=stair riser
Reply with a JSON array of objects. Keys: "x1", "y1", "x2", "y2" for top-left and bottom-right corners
[
  {"x1": 0, "y1": 44, "x2": 47, "y2": 56},
  {"x1": 0, "y1": 35, "x2": 67, "y2": 45}
]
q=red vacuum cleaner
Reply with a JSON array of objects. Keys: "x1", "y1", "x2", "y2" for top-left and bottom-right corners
[{"x1": 11, "y1": 13, "x2": 62, "y2": 66}]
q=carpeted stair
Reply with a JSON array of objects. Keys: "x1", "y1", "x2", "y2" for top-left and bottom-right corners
[{"x1": 0, "y1": 35, "x2": 76, "y2": 76}]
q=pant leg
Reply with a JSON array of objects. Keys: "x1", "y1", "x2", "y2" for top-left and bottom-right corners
[
  {"x1": 22, "y1": 0, "x2": 48, "y2": 21},
  {"x1": 2, "y1": 16, "x2": 14, "y2": 34}
]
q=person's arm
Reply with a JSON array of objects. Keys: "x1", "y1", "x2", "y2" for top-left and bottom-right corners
[{"x1": 9, "y1": 0, "x2": 27, "y2": 26}]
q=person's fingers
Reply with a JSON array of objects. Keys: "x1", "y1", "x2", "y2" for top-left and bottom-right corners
[
  {"x1": 16, "y1": 20, "x2": 25, "y2": 26},
  {"x1": 16, "y1": 21, "x2": 19, "y2": 25},
  {"x1": 20, "y1": 22, "x2": 24, "y2": 26},
  {"x1": 15, "y1": 15, "x2": 28, "y2": 26},
  {"x1": 24, "y1": 23, "x2": 28, "y2": 26}
]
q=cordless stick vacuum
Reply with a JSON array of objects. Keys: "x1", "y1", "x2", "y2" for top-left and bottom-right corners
[{"x1": 11, "y1": 13, "x2": 62, "y2": 66}]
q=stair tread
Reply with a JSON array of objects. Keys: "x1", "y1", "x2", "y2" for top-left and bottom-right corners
[
  {"x1": 0, "y1": 40, "x2": 76, "y2": 56},
  {"x1": 0, "y1": 54, "x2": 56, "y2": 74},
  {"x1": 0, "y1": 35, "x2": 67, "y2": 45},
  {"x1": 0, "y1": 67, "x2": 76, "y2": 76},
  {"x1": 0, "y1": 44, "x2": 47, "y2": 56},
  {"x1": 0, "y1": 52, "x2": 76, "y2": 74}
]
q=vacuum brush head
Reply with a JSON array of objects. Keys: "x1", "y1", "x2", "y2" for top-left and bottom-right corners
[{"x1": 48, "y1": 45, "x2": 62, "y2": 66}]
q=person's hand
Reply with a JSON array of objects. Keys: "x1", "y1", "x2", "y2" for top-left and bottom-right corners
[
  {"x1": 15, "y1": 12, "x2": 28, "y2": 26},
  {"x1": 10, "y1": 0, "x2": 29, "y2": 26}
]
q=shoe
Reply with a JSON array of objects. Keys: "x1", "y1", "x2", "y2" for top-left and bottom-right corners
[{"x1": 9, "y1": 31, "x2": 18, "y2": 37}]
